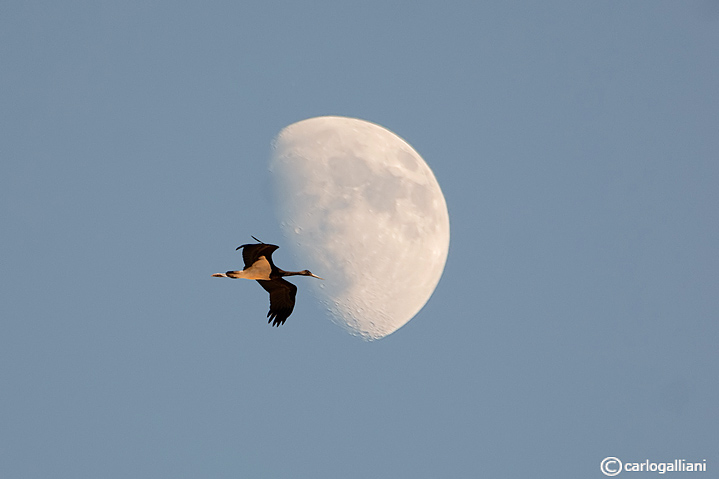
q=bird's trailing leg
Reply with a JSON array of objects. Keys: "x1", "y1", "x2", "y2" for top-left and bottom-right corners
[{"x1": 211, "y1": 271, "x2": 243, "y2": 278}]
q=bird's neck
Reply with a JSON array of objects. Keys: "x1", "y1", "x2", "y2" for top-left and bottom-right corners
[{"x1": 278, "y1": 270, "x2": 303, "y2": 277}]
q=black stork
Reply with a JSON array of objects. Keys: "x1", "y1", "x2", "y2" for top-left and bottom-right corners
[{"x1": 212, "y1": 236, "x2": 322, "y2": 326}]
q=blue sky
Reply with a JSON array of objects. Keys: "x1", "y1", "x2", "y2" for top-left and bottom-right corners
[{"x1": 2, "y1": 2, "x2": 717, "y2": 478}]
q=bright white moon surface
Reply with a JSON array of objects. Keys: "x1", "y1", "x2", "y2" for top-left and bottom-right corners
[{"x1": 269, "y1": 116, "x2": 450, "y2": 340}]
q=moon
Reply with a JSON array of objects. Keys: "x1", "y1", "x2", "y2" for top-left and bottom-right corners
[{"x1": 269, "y1": 116, "x2": 450, "y2": 340}]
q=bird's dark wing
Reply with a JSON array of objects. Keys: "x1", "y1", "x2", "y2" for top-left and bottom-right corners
[
  {"x1": 237, "y1": 243, "x2": 279, "y2": 270},
  {"x1": 256, "y1": 278, "x2": 297, "y2": 327}
]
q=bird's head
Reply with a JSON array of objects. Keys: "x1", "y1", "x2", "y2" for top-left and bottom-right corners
[{"x1": 301, "y1": 270, "x2": 323, "y2": 280}]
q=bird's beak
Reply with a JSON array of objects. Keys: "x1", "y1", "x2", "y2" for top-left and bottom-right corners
[
  {"x1": 211, "y1": 273, "x2": 227, "y2": 277},
  {"x1": 310, "y1": 273, "x2": 323, "y2": 280}
]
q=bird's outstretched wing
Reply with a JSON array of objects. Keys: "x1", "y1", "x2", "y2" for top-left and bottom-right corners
[
  {"x1": 256, "y1": 278, "x2": 297, "y2": 327},
  {"x1": 237, "y1": 243, "x2": 279, "y2": 270}
]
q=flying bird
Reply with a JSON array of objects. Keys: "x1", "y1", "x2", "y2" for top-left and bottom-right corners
[{"x1": 212, "y1": 236, "x2": 323, "y2": 326}]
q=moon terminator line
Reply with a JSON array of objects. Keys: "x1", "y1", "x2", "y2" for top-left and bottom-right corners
[{"x1": 212, "y1": 236, "x2": 323, "y2": 326}]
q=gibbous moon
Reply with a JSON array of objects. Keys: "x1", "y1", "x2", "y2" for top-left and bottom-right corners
[{"x1": 269, "y1": 116, "x2": 450, "y2": 340}]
